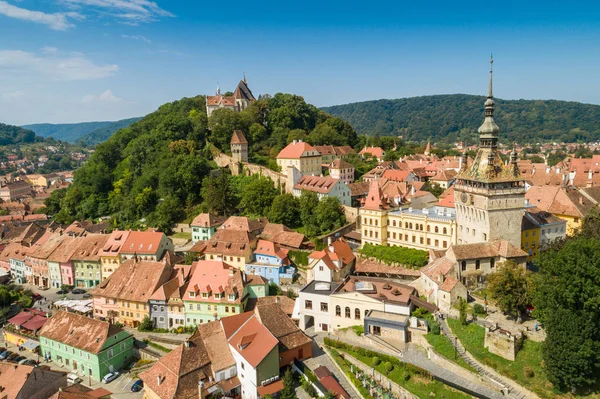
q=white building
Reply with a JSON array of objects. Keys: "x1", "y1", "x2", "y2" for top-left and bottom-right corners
[
  {"x1": 292, "y1": 175, "x2": 351, "y2": 206},
  {"x1": 298, "y1": 280, "x2": 340, "y2": 332}
]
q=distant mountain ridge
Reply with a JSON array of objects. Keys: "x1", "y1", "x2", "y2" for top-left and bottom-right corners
[
  {"x1": 322, "y1": 94, "x2": 600, "y2": 144},
  {"x1": 0, "y1": 123, "x2": 40, "y2": 145},
  {"x1": 23, "y1": 117, "x2": 141, "y2": 144}
]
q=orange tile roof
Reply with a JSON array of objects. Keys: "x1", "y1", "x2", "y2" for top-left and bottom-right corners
[
  {"x1": 254, "y1": 239, "x2": 289, "y2": 262},
  {"x1": 382, "y1": 170, "x2": 412, "y2": 182},
  {"x1": 0, "y1": 363, "x2": 34, "y2": 399},
  {"x1": 330, "y1": 159, "x2": 354, "y2": 169},
  {"x1": 254, "y1": 303, "x2": 312, "y2": 351},
  {"x1": 120, "y1": 231, "x2": 166, "y2": 255},
  {"x1": 277, "y1": 141, "x2": 319, "y2": 159},
  {"x1": 191, "y1": 213, "x2": 226, "y2": 228},
  {"x1": 359, "y1": 146, "x2": 384, "y2": 158},
  {"x1": 70, "y1": 234, "x2": 110, "y2": 261},
  {"x1": 228, "y1": 315, "x2": 278, "y2": 368},
  {"x1": 293, "y1": 175, "x2": 341, "y2": 194},
  {"x1": 98, "y1": 230, "x2": 131, "y2": 257},
  {"x1": 206, "y1": 95, "x2": 236, "y2": 106},
  {"x1": 184, "y1": 261, "x2": 244, "y2": 303},
  {"x1": 362, "y1": 180, "x2": 391, "y2": 210},
  {"x1": 230, "y1": 130, "x2": 248, "y2": 144},
  {"x1": 40, "y1": 311, "x2": 126, "y2": 354}
]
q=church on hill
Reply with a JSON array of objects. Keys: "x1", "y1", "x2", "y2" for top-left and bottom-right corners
[{"x1": 205, "y1": 76, "x2": 256, "y2": 117}]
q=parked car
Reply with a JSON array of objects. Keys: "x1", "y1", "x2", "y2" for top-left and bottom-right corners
[
  {"x1": 67, "y1": 372, "x2": 82, "y2": 385},
  {"x1": 13, "y1": 356, "x2": 26, "y2": 363},
  {"x1": 131, "y1": 379, "x2": 144, "y2": 392},
  {"x1": 57, "y1": 290, "x2": 68, "y2": 295},
  {"x1": 0, "y1": 347, "x2": 6, "y2": 353},
  {"x1": 7, "y1": 353, "x2": 19, "y2": 361},
  {"x1": 0, "y1": 350, "x2": 11, "y2": 360},
  {"x1": 82, "y1": 293, "x2": 91, "y2": 299},
  {"x1": 72, "y1": 289, "x2": 86, "y2": 295},
  {"x1": 102, "y1": 371, "x2": 119, "y2": 383},
  {"x1": 18, "y1": 358, "x2": 29, "y2": 365}
]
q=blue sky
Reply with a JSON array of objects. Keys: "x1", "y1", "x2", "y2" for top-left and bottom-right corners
[{"x1": 1, "y1": 1, "x2": 599, "y2": 125}]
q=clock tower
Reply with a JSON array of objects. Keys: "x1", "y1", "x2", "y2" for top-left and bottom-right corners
[{"x1": 454, "y1": 57, "x2": 525, "y2": 248}]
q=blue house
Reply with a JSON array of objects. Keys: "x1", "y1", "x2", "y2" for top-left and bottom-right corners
[{"x1": 247, "y1": 239, "x2": 295, "y2": 285}]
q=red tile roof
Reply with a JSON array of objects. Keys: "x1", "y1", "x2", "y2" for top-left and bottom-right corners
[
  {"x1": 98, "y1": 230, "x2": 131, "y2": 257},
  {"x1": 120, "y1": 231, "x2": 166, "y2": 255},
  {"x1": 228, "y1": 315, "x2": 278, "y2": 368},
  {"x1": 382, "y1": 170, "x2": 412, "y2": 182},
  {"x1": 294, "y1": 175, "x2": 342, "y2": 194},
  {"x1": 359, "y1": 146, "x2": 385, "y2": 158},
  {"x1": 191, "y1": 213, "x2": 226, "y2": 228},
  {"x1": 230, "y1": 130, "x2": 248, "y2": 145},
  {"x1": 277, "y1": 141, "x2": 319, "y2": 159}
]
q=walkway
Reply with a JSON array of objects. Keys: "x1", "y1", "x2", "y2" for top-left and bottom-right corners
[
  {"x1": 439, "y1": 317, "x2": 539, "y2": 399},
  {"x1": 311, "y1": 331, "x2": 506, "y2": 399}
]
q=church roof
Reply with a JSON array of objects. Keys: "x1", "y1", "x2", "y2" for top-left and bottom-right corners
[
  {"x1": 233, "y1": 79, "x2": 256, "y2": 101},
  {"x1": 231, "y1": 130, "x2": 248, "y2": 145}
]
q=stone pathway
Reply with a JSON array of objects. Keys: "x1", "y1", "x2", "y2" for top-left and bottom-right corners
[
  {"x1": 439, "y1": 317, "x2": 540, "y2": 399},
  {"x1": 312, "y1": 331, "x2": 506, "y2": 399}
]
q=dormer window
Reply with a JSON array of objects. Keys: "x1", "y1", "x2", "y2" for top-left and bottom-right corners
[
  {"x1": 202, "y1": 293, "x2": 208, "y2": 298},
  {"x1": 189, "y1": 292, "x2": 196, "y2": 298},
  {"x1": 228, "y1": 294, "x2": 235, "y2": 301}
]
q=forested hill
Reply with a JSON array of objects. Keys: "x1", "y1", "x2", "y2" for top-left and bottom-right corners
[
  {"x1": 0, "y1": 123, "x2": 41, "y2": 145},
  {"x1": 23, "y1": 117, "x2": 140, "y2": 144},
  {"x1": 46, "y1": 93, "x2": 357, "y2": 231},
  {"x1": 322, "y1": 94, "x2": 600, "y2": 144}
]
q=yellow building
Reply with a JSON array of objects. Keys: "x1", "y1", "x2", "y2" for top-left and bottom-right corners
[
  {"x1": 99, "y1": 230, "x2": 131, "y2": 280},
  {"x1": 276, "y1": 140, "x2": 322, "y2": 176},
  {"x1": 360, "y1": 181, "x2": 457, "y2": 251},
  {"x1": 520, "y1": 216, "x2": 540, "y2": 261}
]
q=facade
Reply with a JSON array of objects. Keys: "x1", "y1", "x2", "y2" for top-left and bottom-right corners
[
  {"x1": 231, "y1": 130, "x2": 249, "y2": 163},
  {"x1": 72, "y1": 234, "x2": 110, "y2": 288},
  {"x1": 0, "y1": 181, "x2": 32, "y2": 202},
  {"x1": 419, "y1": 257, "x2": 467, "y2": 313},
  {"x1": 520, "y1": 215, "x2": 541, "y2": 261},
  {"x1": 183, "y1": 260, "x2": 249, "y2": 326},
  {"x1": 148, "y1": 265, "x2": 192, "y2": 330},
  {"x1": 329, "y1": 159, "x2": 355, "y2": 185},
  {"x1": 453, "y1": 59, "x2": 525, "y2": 248},
  {"x1": 247, "y1": 239, "x2": 295, "y2": 285},
  {"x1": 292, "y1": 175, "x2": 351, "y2": 206},
  {"x1": 276, "y1": 140, "x2": 323, "y2": 176},
  {"x1": 204, "y1": 228, "x2": 257, "y2": 271},
  {"x1": 298, "y1": 280, "x2": 340, "y2": 332},
  {"x1": 206, "y1": 78, "x2": 256, "y2": 117},
  {"x1": 314, "y1": 145, "x2": 356, "y2": 164},
  {"x1": 46, "y1": 235, "x2": 80, "y2": 288},
  {"x1": 28, "y1": 233, "x2": 64, "y2": 288},
  {"x1": 40, "y1": 311, "x2": 134, "y2": 381},
  {"x1": 2, "y1": 242, "x2": 29, "y2": 283},
  {"x1": 91, "y1": 258, "x2": 174, "y2": 327},
  {"x1": 306, "y1": 239, "x2": 356, "y2": 283},
  {"x1": 119, "y1": 230, "x2": 173, "y2": 262},
  {"x1": 359, "y1": 181, "x2": 457, "y2": 250},
  {"x1": 99, "y1": 230, "x2": 131, "y2": 281},
  {"x1": 190, "y1": 213, "x2": 226, "y2": 244}
]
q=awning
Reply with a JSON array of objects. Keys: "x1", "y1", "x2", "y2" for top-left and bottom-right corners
[
  {"x1": 256, "y1": 380, "x2": 284, "y2": 396},
  {"x1": 8, "y1": 312, "x2": 32, "y2": 326},
  {"x1": 21, "y1": 340, "x2": 40, "y2": 350},
  {"x1": 21, "y1": 315, "x2": 47, "y2": 331}
]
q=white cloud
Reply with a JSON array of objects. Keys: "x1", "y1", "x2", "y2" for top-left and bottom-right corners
[
  {"x1": 0, "y1": 49, "x2": 119, "y2": 81},
  {"x1": 121, "y1": 34, "x2": 151, "y2": 43},
  {"x1": 41, "y1": 46, "x2": 59, "y2": 54},
  {"x1": 82, "y1": 89, "x2": 123, "y2": 103},
  {"x1": 0, "y1": 1, "x2": 83, "y2": 30},
  {"x1": 60, "y1": 0, "x2": 173, "y2": 23}
]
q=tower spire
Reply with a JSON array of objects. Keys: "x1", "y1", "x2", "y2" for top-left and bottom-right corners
[
  {"x1": 488, "y1": 54, "x2": 493, "y2": 98},
  {"x1": 478, "y1": 55, "x2": 500, "y2": 148}
]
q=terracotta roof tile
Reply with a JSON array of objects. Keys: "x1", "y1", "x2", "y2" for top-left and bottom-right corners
[
  {"x1": 227, "y1": 315, "x2": 278, "y2": 368},
  {"x1": 230, "y1": 130, "x2": 248, "y2": 145},
  {"x1": 120, "y1": 231, "x2": 166, "y2": 255},
  {"x1": 277, "y1": 141, "x2": 319, "y2": 159}
]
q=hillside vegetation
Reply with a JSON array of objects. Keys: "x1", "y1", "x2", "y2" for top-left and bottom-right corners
[
  {"x1": 322, "y1": 94, "x2": 600, "y2": 144},
  {"x1": 23, "y1": 117, "x2": 140, "y2": 144},
  {"x1": 0, "y1": 123, "x2": 39, "y2": 145},
  {"x1": 46, "y1": 93, "x2": 356, "y2": 231}
]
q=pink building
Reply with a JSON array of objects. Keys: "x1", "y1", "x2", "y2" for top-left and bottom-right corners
[{"x1": 92, "y1": 296, "x2": 120, "y2": 322}]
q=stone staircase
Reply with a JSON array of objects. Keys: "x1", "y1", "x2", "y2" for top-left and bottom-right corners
[{"x1": 439, "y1": 318, "x2": 534, "y2": 399}]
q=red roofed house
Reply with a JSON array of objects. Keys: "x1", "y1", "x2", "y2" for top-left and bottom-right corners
[
  {"x1": 306, "y1": 238, "x2": 355, "y2": 283},
  {"x1": 359, "y1": 146, "x2": 385, "y2": 162},
  {"x1": 329, "y1": 159, "x2": 355, "y2": 185},
  {"x1": 418, "y1": 257, "x2": 467, "y2": 312},
  {"x1": 276, "y1": 140, "x2": 322, "y2": 176},
  {"x1": 381, "y1": 169, "x2": 418, "y2": 183},
  {"x1": 190, "y1": 213, "x2": 226, "y2": 244},
  {"x1": 99, "y1": 230, "x2": 131, "y2": 281},
  {"x1": 119, "y1": 231, "x2": 173, "y2": 262},
  {"x1": 4, "y1": 308, "x2": 48, "y2": 350},
  {"x1": 0, "y1": 363, "x2": 67, "y2": 399},
  {"x1": 246, "y1": 239, "x2": 295, "y2": 285},
  {"x1": 292, "y1": 175, "x2": 351, "y2": 206},
  {"x1": 206, "y1": 78, "x2": 256, "y2": 117}
]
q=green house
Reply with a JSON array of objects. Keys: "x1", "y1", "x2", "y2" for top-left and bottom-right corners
[{"x1": 39, "y1": 311, "x2": 133, "y2": 381}]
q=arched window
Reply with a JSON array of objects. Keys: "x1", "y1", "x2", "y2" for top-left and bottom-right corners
[
  {"x1": 355, "y1": 308, "x2": 361, "y2": 320},
  {"x1": 375, "y1": 219, "x2": 378, "y2": 226},
  {"x1": 427, "y1": 225, "x2": 430, "y2": 232},
  {"x1": 435, "y1": 226, "x2": 439, "y2": 233},
  {"x1": 393, "y1": 220, "x2": 396, "y2": 227},
  {"x1": 405, "y1": 222, "x2": 409, "y2": 228},
  {"x1": 335, "y1": 305, "x2": 341, "y2": 317},
  {"x1": 345, "y1": 307, "x2": 351, "y2": 318},
  {"x1": 409, "y1": 223, "x2": 413, "y2": 229},
  {"x1": 443, "y1": 227, "x2": 447, "y2": 234}
]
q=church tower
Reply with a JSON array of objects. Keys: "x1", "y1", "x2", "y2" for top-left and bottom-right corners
[{"x1": 454, "y1": 57, "x2": 525, "y2": 248}]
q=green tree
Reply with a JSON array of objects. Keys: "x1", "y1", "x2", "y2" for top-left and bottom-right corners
[
  {"x1": 138, "y1": 316, "x2": 154, "y2": 332},
  {"x1": 486, "y1": 261, "x2": 533, "y2": 320},
  {"x1": 457, "y1": 297, "x2": 468, "y2": 325},
  {"x1": 299, "y1": 191, "x2": 319, "y2": 236},
  {"x1": 268, "y1": 194, "x2": 300, "y2": 227},
  {"x1": 279, "y1": 368, "x2": 296, "y2": 399},
  {"x1": 208, "y1": 108, "x2": 247, "y2": 151},
  {"x1": 44, "y1": 188, "x2": 67, "y2": 215},
  {"x1": 534, "y1": 237, "x2": 600, "y2": 392},
  {"x1": 314, "y1": 197, "x2": 346, "y2": 235},
  {"x1": 201, "y1": 172, "x2": 236, "y2": 217},
  {"x1": 147, "y1": 195, "x2": 184, "y2": 234},
  {"x1": 239, "y1": 176, "x2": 279, "y2": 216}
]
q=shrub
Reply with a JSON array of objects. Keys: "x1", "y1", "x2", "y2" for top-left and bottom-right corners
[
  {"x1": 473, "y1": 303, "x2": 486, "y2": 315},
  {"x1": 371, "y1": 356, "x2": 381, "y2": 366},
  {"x1": 524, "y1": 366, "x2": 535, "y2": 378},
  {"x1": 412, "y1": 307, "x2": 430, "y2": 318},
  {"x1": 359, "y1": 243, "x2": 428, "y2": 267},
  {"x1": 429, "y1": 320, "x2": 441, "y2": 335},
  {"x1": 404, "y1": 374, "x2": 411, "y2": 381},
  {"x1": 383, "y1": 362, "x2": 394, "y2": 373}
]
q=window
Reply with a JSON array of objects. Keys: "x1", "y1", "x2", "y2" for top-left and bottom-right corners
[
  {"x1": 435, "y1": 226, "x2": 439, "y2": 233},
  {"x1": 475, "y1": 260, "x2": 481, "y2": 270},
  {"x1": 335, "y1": 305, "x2": 341, "y2": 316},
  {"x1": 321, "y1": 302, "x2": 328, "y2": 312},
  {"x1": 305, "y1": 300, "x2": 312, "y2": 310},
  {"x1": 461, "y1": 261, "x2": 467, "y2": 271},
  {"x1": 319, "y1": 266, "x2": 324, "y2": 271},
  {"x1": 355, "y1": 308, "x2": 360, "y2": 320},
  {"x1": 427, "y1": 225, "x2": 430, "y2": 232},
  {"x1": 345, "y1": 307, "x2": 351, "y2": 318},
  {"x1": 443, "y1": 227, "x2": 447, "y2": 234},
  {"x1": 443, "y1": 241, "x2": 447, "y2": 247},
  {"x1": 420, "y1": 237, "x2": 424, "y2": 244},
  {"x1": 225, "y1": 306, "x2": 229, "y2": 313}
]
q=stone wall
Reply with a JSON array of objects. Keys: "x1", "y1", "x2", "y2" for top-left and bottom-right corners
[
  {"x1": 343, "y1": 205, "x2": 359, "y2": 224},
  {"x1": 484, "y1": 326, "x2": 524, "y2": 361}
]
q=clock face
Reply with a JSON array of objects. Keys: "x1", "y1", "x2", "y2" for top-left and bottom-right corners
[{"x1": 460, "y1": 193, "x2": 468, "y2": 203}]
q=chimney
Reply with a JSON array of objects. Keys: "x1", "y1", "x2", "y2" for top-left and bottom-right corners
[
  {"x1": 293, "y1": 140, "x2": 297, "y2": 145},
  {"x1": 327, "y1": 236, "x2": 332, "y2": 245},
  {"x1": 579, "y1": 196, "x2": 584, "y2": 205},
  {"x1": 198, "y1": 380, "x2": 205, "y2": 399},
  {"x1": 157, "y1": 375, "x2": 162, "y2": 386},
  {"x1": 184, "y1": 340, "x2": 191, "y2": 348}
]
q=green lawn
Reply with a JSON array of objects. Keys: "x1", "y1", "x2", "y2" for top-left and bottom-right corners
[
  {"x1": 325, "y1": 338, "x2": 472, "y2": 399},
  {"x1": 446, "y1": 318, "x2": 598, "y2": 399},
  {"x1": 424, "y1": 333, "x2": 477, "y2": 373},
  {"x1": 170, "y1": 231, "x2": 192, "y2": 240}
]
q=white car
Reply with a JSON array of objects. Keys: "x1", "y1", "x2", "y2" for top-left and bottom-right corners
[{"x1": 102, "y1": 371, "x2": 120, "y2": 383}]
